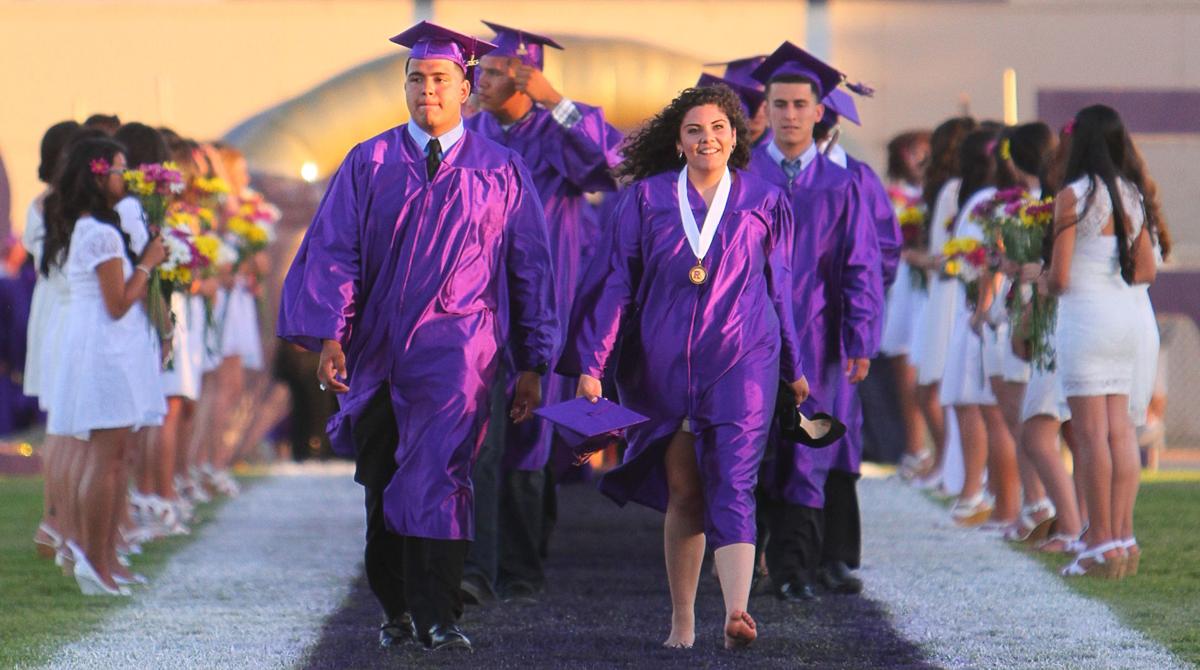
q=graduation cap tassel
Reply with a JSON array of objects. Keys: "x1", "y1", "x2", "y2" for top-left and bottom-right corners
[{"x1": 846, "y1": 80, "x2": 875, "y2": 97}]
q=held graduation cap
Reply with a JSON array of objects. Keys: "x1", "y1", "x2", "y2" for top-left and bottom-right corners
[
  {"x1": 481, "y1": 20, "x2": 564, "y2": 71},
  {"x1": 534, "y1": 397, "x2": 649, "y2": 465},
  {"x1": 696, "y1": 72, "x2": 767, "y2": 119},
  {"x1": 390, "y1": 20, "x2": 497, "y2": 73}
]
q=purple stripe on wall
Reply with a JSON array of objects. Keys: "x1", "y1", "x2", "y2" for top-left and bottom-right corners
[{"x1": 1038, "y1": 90, "x2": 1200, "y2": 134}]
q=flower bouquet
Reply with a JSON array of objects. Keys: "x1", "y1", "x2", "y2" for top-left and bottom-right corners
[
  {"x1": 941, "y1": 236, "x2": 988, "y2": 309},
  {"x1": 123, "y1": 162, "x2": 185, "y2": 227}
]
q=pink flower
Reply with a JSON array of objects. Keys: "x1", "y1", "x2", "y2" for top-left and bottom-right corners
[{"x1": 89, "y1": 158, "x2": 110, "y2": 176}]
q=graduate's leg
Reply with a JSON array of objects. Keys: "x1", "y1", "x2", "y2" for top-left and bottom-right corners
[
  {"x1": 821, "y1": 470, "x2": 862, "y2": 570},
  {"x1": 713, "y1": 542, "x2": 757, "y2": 648},
  {"x1": 406, "y1": 536, "x2": 469, "y2": 636},
  {"x1": 353, "y1": 387, "x2": 408, "y2": 623},
  {"x1": 497, "y1": 466, "x2": 546, "y2": 595},
  {"x1": 663, "y1": 429, "x2": 704, "y2": 648},
  {"x1": 460, "y1": 375, "x2": 506, "y2": 602}
]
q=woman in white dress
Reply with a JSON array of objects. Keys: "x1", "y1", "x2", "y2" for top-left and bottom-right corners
[
  {"x1": 907, "y1": 117, "x2": 976, "y2": 487},
  {"x1": 42, "y1": 137, "x2": 167, "y2": 594},
  {"x1": 880, "y1": 131, "x2": 936, "y2": 478},
  {"x1": 1045, "y1": 105, "x2": 1162, "y2": 578},
  {"x1": 939, "y1": 128, "x2": 1019, "y2": 527}
]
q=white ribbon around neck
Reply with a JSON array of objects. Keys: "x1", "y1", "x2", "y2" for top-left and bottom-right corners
[{"x1": 676, "y1": 166, "x2": 732, "y2": 262}]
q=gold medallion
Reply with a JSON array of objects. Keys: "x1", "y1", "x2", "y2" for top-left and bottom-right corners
[{"x1": 689, "y1": 262, "x2": 708, "y2": 285}]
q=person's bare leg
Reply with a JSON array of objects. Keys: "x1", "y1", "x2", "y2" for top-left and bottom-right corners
[
  {"x1": 135, "y1": 427, "x2": 157, "y2": 495},
  {"x1": 1107, "y1": 396, "x2": 1139, "y2": 544},
  {"x1": 894, "y1": 356, "x2": 927, "y2": 460},
  {"x1": 992, "y1": 379, "x2": 1046, "y2": 506},
  {"x1": 109, "y1": 430, "x2": 135, "y2": 580},
  {"x1": 954, "y1": 405, "x2": 987, "y2": 501},
  {"x1": 1066, "y1": 396, "x2": 1113, "y2": 550},
  {"x1": 35, "y1": 436, "x2": 60, "y2": 555},
  {"x1": 157, "y1": 397, "x2": 184, "y2": 499},
  {"x1": 714, "y1": 542, "x2": 757, "y2": 649},
  {"x1": 663, "y1": 430, "x2": 704, "y2": 649},
  {"x1": 181, "y1": 385, "x2": 208, "y2": 480},
  {"x1": 1061, "y1": 421, "x2": 1088, "y2": 529},
  {"x1": 982, "y1": 403, "x2": 1020, "y2": 523},
  {"x1": 80, "y1": 429, "x2": 125, "y2": 589},
  {"x1": 917, "y1": 383, "x2": 946, "y2": 471},
  {"x1": 1022, "y1": 416, "x2": 1082, "y2": 542},
  {"x1": 212, "y1": 356, "x2": 245, "y2": 471}
]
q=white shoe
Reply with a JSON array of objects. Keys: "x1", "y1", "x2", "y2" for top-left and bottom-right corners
[{"x1": 68, "y1": 541, "x2": 130, "y2": 597}]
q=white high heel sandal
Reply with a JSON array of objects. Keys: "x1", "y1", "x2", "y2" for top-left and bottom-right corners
[{"x1": 67, "y1": 541, "x2": 130, "y2": 597}]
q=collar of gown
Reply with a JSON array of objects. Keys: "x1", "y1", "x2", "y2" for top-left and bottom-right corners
[
  {"x1": 767, "y1": 140, "x2": 818, "y2": 174},
  {"x1": 825, "y1": 143, "x2": 848, "y2": 168},
  {"x1": 406, "y1": 119, "x2": 466, "y2": 153}
]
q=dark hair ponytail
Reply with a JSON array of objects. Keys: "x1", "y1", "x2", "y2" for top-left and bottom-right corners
[{"x1": 957, "y1": 128, "x2": 1000, "y2": 209}]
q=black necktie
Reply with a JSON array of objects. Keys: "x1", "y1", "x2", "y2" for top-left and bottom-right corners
[{"x1": 426, "y1": 138, "x2": 442, "y2": 180}]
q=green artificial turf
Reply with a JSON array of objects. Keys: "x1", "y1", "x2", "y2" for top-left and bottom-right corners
[{"x1": 0, "y1": 476, "x2": 240, "y2": 668}]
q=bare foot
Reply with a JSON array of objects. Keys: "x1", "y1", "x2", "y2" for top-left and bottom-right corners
[
  {"x1": 724, "y1": 610, "x2": 756, "y2": 649},
  {"x1": 663, "y1": 625, "x2": 695, "y2": 649}
]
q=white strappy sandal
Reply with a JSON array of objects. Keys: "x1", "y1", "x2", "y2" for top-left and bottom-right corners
[{"x1": 1061, "y1": 540, "x2": 1125, "y2": 579}]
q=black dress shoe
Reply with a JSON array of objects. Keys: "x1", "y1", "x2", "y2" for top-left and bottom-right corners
[
  {"x1": 459, "y1": 574, "x2": 495, "y2": 606},
  {"x1": 818, "y1": 561, "x2": 863, "y2": 595},
  {"x1": 776, "y1": 580, "x2": 818, "y2": 602},
  {"x1": 379, "y1": 613, "x2": 415, "y2": 648},
  {"x1": 422, "y1": 623, "x2": 473, "y2": 652},
  {"x1": 499, "y1": 580, "x2": 541, "y2": 604}
]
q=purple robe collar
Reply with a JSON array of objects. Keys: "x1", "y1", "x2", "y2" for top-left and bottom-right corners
[
  {"x1": 767, "y1": 140, "x2": 818, "y2": 173},
  {"x1": 406, "y1": 119, "x2": 466, "y2": 153}
]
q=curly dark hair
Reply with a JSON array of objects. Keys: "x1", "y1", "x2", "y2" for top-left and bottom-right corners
[{"x1": 615, "y1": 85, "x2": 751, "y2": 182}]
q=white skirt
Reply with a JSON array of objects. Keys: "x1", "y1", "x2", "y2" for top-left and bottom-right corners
[
  {"x1": 982, "y1": 322, "x2": 1031, "y2": 384},
  {"x1": 161, "y1": 292, "x2": 204, "y2": 400},
  {"x1": 216, "y1": 284, "x2": 265, "y2": 370},
  {"x1": 22, "y1": 273, "x2": 69, "y2": 410},
  {"x1": 939, "y1": 297, "x2": 996, "y2": 407},
  {"x1": 880, "y1": 262, "x2": 919, "y2": 357},
  {"x1": 913, "y1": 276, "x2": 959, "y2": 386},
  {"x1": 1021, "y1": 365, "x2": 1070, "y2": 423},
  {"x1": 47, "y1": 302, "x2": 166, "y2": 439}
]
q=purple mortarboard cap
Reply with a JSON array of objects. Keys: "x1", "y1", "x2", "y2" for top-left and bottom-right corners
[
  {"x1": 697, "y1": 73, "x2": 766, "y2": 118},
  {"x1": 750, "y1": 41, "x2": 845, "y2": 99},
  {"x1": 705, "y1": 56, "x2": 767, "y2": 90},
  {"x1": 535, "y1": 397, "x2": 649, "y2": 465},
  {"x1": 822, "y1": 88, "x2": 861, "y2": 126},
  {"x1": 481, "y1": 20, "x2": 563, "y2": 70},
  {"x1": 390, "y1": 21, "x2": 497, "y2": 72}
]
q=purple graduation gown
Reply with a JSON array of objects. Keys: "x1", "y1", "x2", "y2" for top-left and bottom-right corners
[
  {"x1": 845, "y1": 154, "x2": 901, "y2": 291},
  {"x1": 277, "y1": 125, "x2": 558, "y2": 540},
  {"x1": 747, "y1": 146, "x2": 883, "y2": 507},
  {"x1": 466, "y1": 102, "x2": 622, "y2": 472},
  {"x1": 558, "y1": 169, "x2": 803, "y2": 549}
]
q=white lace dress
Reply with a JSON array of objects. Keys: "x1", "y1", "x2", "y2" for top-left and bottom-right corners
[
  {"x1": 939, "y1": 187, "x2": 998, "y2": 407},
  {"x1": 215, "y1": 277, "x2": 265, "y2": 370},
  {"x1": 160, "y1": 291, "x2": 204, "y2": 400},
  {"x1": 1055, "y1": 176, "x2": 1146, "y2": 400},
  {"x1": 24, "y1": 196, "x2": 149, "y2": 412},
  {"x1": 46, "y1": 217, "x2": 165, "y2": 439},
  {"x1": 913, "y1": 179, "x2": 961, "y2": 384}
]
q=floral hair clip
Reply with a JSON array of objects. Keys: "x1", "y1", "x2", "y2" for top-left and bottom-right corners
[
  {"x1": 999, "y1": 139, "x2": 1012, "y2": 162},
  {"x1": 1063, "y1": 119, "x2": 1076, "y2": 136},
  {"x1": 89, "y1": 158, "x2": 111, "y2": 176},
  {"x1": 985, "y1": 139, "x2": 999, "y2": 156}
]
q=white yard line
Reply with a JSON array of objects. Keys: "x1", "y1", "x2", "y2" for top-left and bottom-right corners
[
  {"x1": 43, "y1": 461, "x2": 364, "y2": 670},
  {"x1": 859, "y1": 476, "x2": 1192, "y2": 670}
]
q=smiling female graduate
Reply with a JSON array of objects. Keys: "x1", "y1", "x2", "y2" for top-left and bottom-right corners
[
  {"x1": 558, "y1": 84, "x2": 808, "y2": 651},
  {"x1": 276, "y1": 21, "x2": 558, "y2": 653}
]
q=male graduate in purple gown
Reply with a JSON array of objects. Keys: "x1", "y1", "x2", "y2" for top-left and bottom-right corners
[
  {"x1": 708, "y1": 56, "x2": 773, "y2": 149},
  {"x1": 464, "y1": 21, "x2": 622, "y2": 602},
  {"x1": 276, "y1": 21, "x2": 557, "y2": 652},
  {"x1": 814, "y1": 86, "x2": 902, "y2": 594},
  {"x1": 745, "y1": 42, "x2": 884, "y2": 603}
]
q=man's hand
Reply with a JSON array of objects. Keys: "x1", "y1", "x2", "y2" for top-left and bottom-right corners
[
  {"x1": 511, "y1": 371, "x2": 543, "y2": 423},
  {"x1": 577, "y1": 373, "x2": 602, "y2": 403},
  {"x1": 845, "y1": 358, "x2": 870, "y2": 384},
  {"x1": 318, "y1": 339, "x2": 349, "y2": 393},
  {"x1": 790, "y1": 376, "x2": 810, "y2": 405},
  {"x1": 514, "y1": 65, "x2": 563, "y2": 108}
]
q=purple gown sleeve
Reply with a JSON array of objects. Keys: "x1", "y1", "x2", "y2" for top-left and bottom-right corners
[
  {"x1": 856, "y1": 162, "x2": 902, "y2": 289},
  {"x1": 766, "y1": 194, "x2": 804, "y2": 383},
  {"x1": 545, "y1": 102, "x2": 623, "y2": 193},
  {"x1": 276, "y1": 147, "x2": 364, "y2": 352},
  {"x1": 557, "y1": 187, "x2": 642, "y2": 378},
  {"x1": 504, "y1": 156, "x2": 560, "y2": 371},
  {"x1": 840, "y1": 181, "x2": 885, "y2": 360}
]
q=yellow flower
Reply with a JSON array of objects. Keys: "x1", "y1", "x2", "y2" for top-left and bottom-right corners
[
  {"x1": 193, "y1": 233, "x2": 221, "y2": 264},
  {"x1": 945, "y1": 259, "x2": 962, "y2": 276},
  {"x1": 123, "y1": 170, "x2": 154, "y2": 196},
  {"x1": 898, "y1": 206, "x2": 924, "y2": 228},
  {"x1": 194, "y1": 176, "x2": 230, "y2": 195}
]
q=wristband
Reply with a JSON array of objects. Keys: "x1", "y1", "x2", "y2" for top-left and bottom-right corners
[{"x1": 136, "y1": 265, "x2": 152, "y2": 277}]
